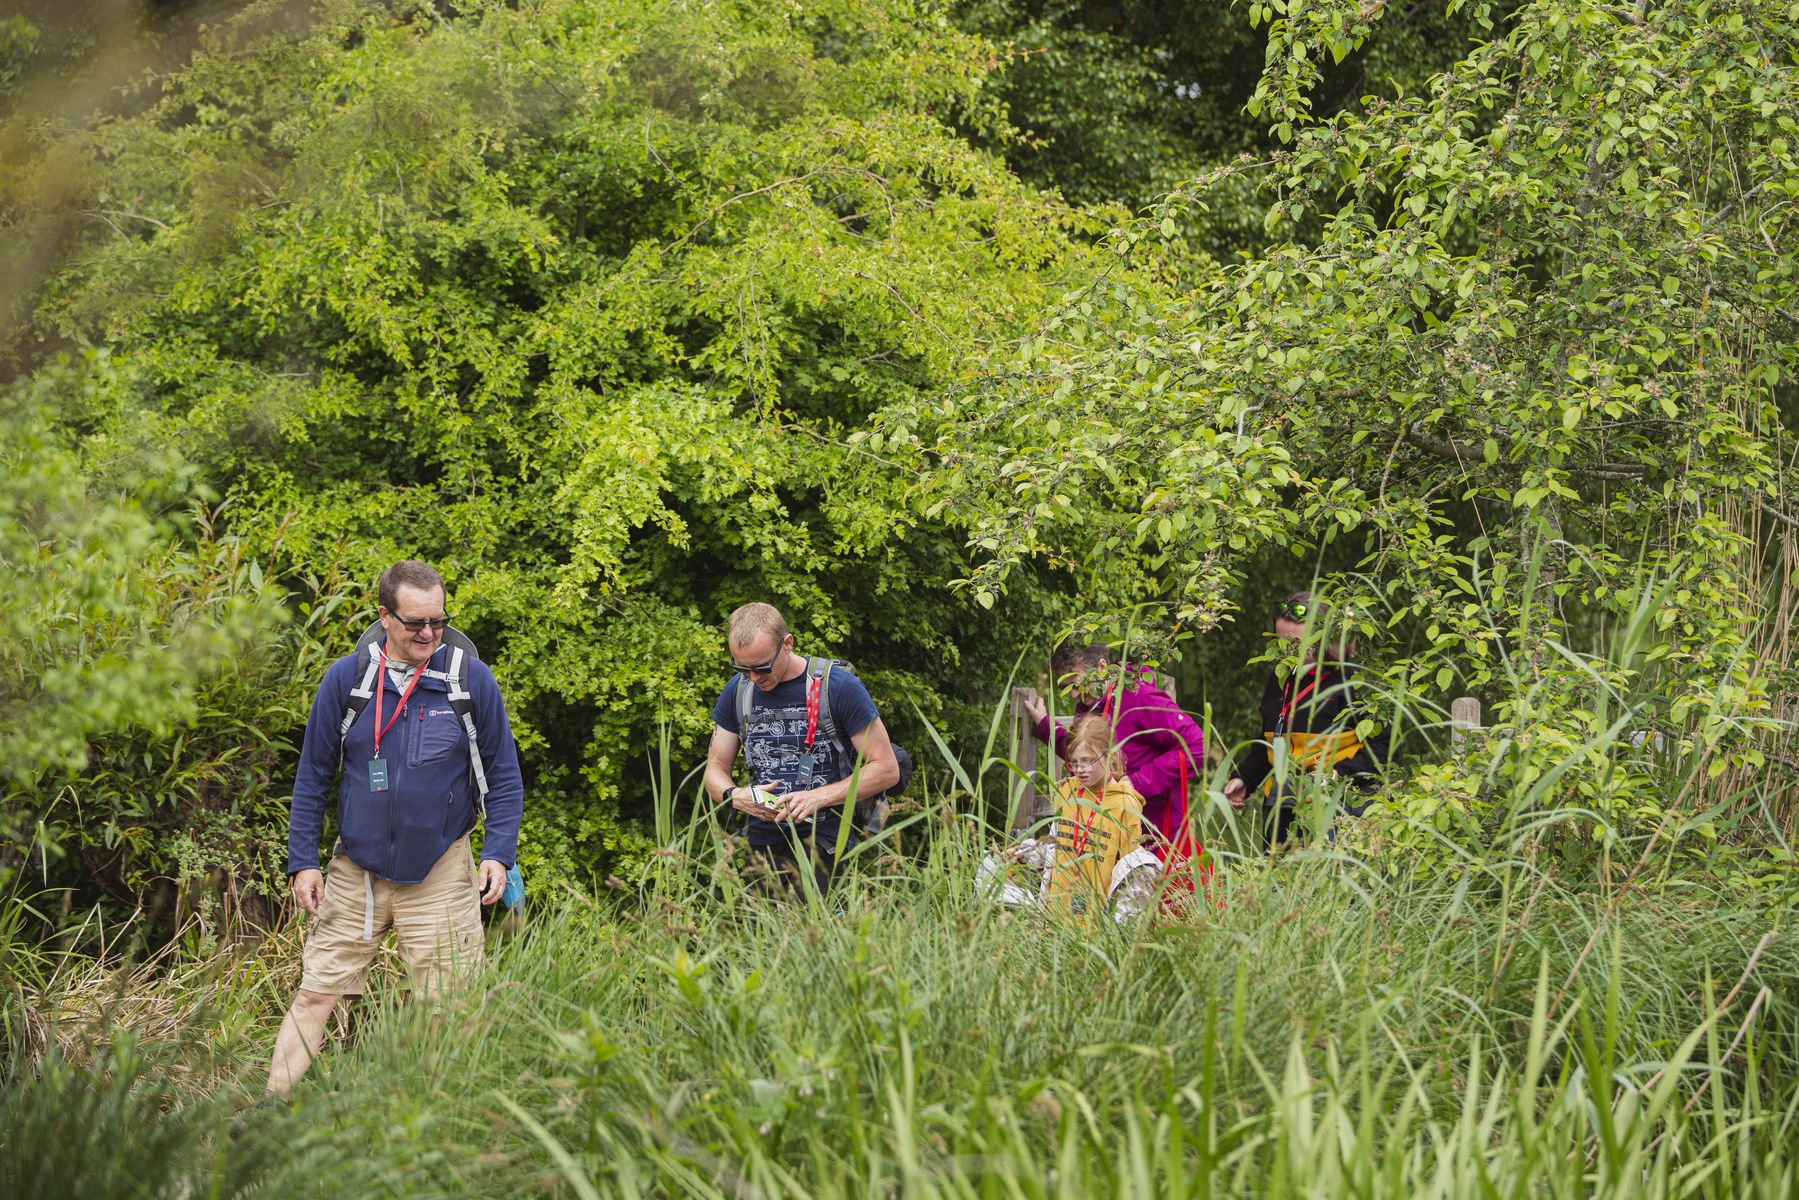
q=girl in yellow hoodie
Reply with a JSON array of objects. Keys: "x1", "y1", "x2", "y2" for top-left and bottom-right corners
[{"x1": 1044, "y1": 716, "x2": 1151, "y2": 918}]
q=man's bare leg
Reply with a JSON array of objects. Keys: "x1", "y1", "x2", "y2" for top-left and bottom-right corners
[{"x1": 266, "y1": 988, "x2": 340, "y2": 1099}]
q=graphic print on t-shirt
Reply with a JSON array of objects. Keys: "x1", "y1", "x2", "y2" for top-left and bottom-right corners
[{"x1": 741, "y1": 702, "x2": 825, "y2": 795}]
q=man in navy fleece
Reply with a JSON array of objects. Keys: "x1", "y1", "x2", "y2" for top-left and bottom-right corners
[{"x1": 266, "y1": 560, "x2": 523, "y2": 1098}]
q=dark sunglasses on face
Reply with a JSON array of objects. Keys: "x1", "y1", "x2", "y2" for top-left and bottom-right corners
[
  {"x1": 730, "y1": 645, "x2": 784, "y2": 677},
  {"x1": 1275, "y1": 601, "x2": 1312, "y2": 624},
  {"x1": 390, "y1": 614, "x2": 450, "y2": 633}
]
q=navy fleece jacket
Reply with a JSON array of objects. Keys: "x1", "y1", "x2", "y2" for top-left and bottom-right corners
[{"x1": 286, "y1": 642, "x2": 524, "y2": 883}]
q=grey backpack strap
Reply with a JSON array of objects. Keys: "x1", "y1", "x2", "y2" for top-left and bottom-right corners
[
  {"x1": 807, "y1": 657, "x2": 856, "y2": 775},
  {"x1": 336, "y1": 643, "x2": 384, "y2": 774},
  {"x1": 444, "y1": 645, "x2": 489, "y2": 819},
  {"x1": 735, "y1": 674, "x2": 755, "y2": 765}
]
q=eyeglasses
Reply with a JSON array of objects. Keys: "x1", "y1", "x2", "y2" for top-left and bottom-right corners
[
  {"x1": 1067, "y1": 756, "x2": 1105, "y2": 771},
  {"x1": 729, "y1": 644, "x2": 784, "y2": 677},
  {"x1": 389, "y1": 614, "x2": 450, "y2": 633}
]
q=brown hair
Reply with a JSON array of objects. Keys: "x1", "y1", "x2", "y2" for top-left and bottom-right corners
[
  {"x1": 1065, "y1": 714, "x2": 1123, "y2": 779},
  {"x1": 378, "y1": 560, "x2": 445, "y2": 612},
  {"x1": 1051, "y1": 637, "x2": 1109, "y2": 678},
  {"x1": 727, "y1": 602, "x2": 788, "y2": 650}
]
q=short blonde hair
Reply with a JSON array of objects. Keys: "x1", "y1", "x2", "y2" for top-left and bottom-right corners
[
  {"x1": 727, "y1": 602, "x2": 788, "y2": 650},
  {"x1": 1065, "y1": 715, "x2": 1123, "y2": 778}
]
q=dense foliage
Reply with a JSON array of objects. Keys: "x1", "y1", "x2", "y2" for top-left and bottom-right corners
[
  {"x1": 0, "y1": 351, "x2": 302, "y2": 918},
  {"x1": 3, "y1": 0, "x2": 1797, "y2": 917},
  {"x1": 2, "y1": 5, "x2": 1797, "y2": 1188},
  {"x1": 4, "y1": 0, "x2": 1115, "y2": 898},
  {"x1": 904, "y1": 0, "x2": 1799, "y2": 862},
  {"x1": 953, "y1": 1, "x2": 1511, "y2": 226}
]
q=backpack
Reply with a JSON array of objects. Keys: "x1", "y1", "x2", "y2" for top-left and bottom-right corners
[
  {"x1": 341, "y1": 622, "x2": 525, "y2": 908},
  {"x1": 735, "y1": 656, "x2": 913, "y2": 835}
]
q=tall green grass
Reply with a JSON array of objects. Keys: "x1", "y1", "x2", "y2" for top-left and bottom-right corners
[
  {"x1": 7, "y1": 598, "x2": 1798, "y2": 1198},
  {"x1": 4, "y1": 775, "x2": 1794, "y2": 1198}
]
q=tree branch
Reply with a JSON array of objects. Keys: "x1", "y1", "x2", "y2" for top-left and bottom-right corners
[
  {"x1": 1757, "y1": 500, "x2": 1799, "y2": 531},
  {"x1": 1402, "y1": 421, "x2": 1649, "y2": 480}
]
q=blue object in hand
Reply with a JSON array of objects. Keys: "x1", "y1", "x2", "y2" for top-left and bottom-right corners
[{"x1": 500, "y1": 864, "x2": 526, "y2": 910}]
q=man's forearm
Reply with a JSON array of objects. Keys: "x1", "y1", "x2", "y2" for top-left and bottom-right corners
[
  {"x1": 704, "y1": 761, "x2": 738, "y2": 804},
  {"x1": 285, "y1": 792, "x2": 327, "y2": 875},
  {"x1": 806, "y1": 758, "x2": 900, "y2": 805}
]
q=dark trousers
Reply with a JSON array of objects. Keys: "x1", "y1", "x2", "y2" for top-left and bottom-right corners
[
  {"x1": 1264, "y1": 804, "x2": 1302, "y2": 849},
  {"x1": 748, "y1": 828, "x2": 849, "y2": 897}
]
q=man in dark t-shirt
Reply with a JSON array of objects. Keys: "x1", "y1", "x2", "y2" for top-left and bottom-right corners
[{"x1": 704, "y1": 602, "x2": 900, "y2": 894}]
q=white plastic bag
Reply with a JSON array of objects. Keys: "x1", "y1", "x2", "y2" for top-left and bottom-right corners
[{"x1": 974, "y1": 838, "x2": 1050, "y2": 907}]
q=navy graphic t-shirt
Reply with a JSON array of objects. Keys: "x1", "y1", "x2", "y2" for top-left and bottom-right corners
[{"x1": 710, "y1": 666, "x2": 880, "y2": 847}]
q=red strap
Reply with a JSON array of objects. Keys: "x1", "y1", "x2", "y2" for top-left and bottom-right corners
[
  {"x1": 1069, "y1": 803, "x2": 1097, "y2": 856},
  {"x1": 803, "y1": 675, "x2": 821, "y2": 749},
  {"x1": 1280, "y1": 666, "x2": 1329, "y2": 730},
  {"x1": 373, "y1": 648, "x2": 425, "y2": 757}
]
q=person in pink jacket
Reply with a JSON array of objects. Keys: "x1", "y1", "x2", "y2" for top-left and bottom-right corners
[{"x1": 1023, "y1": 638, "x2": 1205, "y2": 847}]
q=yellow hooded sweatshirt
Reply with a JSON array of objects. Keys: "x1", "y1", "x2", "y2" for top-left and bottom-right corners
[{"x1": 1045, "y1": 776, "x2": 1146, "y2": 917}]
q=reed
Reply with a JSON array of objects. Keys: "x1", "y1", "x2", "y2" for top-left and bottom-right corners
[{"x1": 5, "y1": 764, "x2": 1793, "y2": 1198}]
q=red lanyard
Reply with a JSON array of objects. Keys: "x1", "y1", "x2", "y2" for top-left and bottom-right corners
[
  {"x1": 1070, "y1": 808, "x2": 1097, "y2": 855},
  {"x1": 1279, "y1": 667, "x2": 1329, "y2": 732},
  {"x1": 1068, "y1": 783, "x2": 1102, "y2": 854},
  {"x1": 803, "y1": 676, "x2": 821, "y2": 749},
  {"x1": 373, "y1": 648, "x2": 425, "y2": 757}
]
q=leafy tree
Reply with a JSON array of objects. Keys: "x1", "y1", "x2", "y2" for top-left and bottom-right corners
[
  {"x1": 901, "y1": 0, "x2": 1799, "y2": 856},
  {"x1": 953, "y1": 1, "x2": 1514, "y2": 227},
  {"x1": 9, "y1": 0, "x2": 1108, "y2": 885},
  {"x1": 1, "y1": 351, "x2": 291, "y2": 910}
]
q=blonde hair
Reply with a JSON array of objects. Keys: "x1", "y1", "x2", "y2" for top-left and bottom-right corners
[
  {"x1": 1065, "y1": 715, "x2": 1123, "y2": 779},
  {"x1": 727, "y1": 602, "x2": 788, "y2": 650}
]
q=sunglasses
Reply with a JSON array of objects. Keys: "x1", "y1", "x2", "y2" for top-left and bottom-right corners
[
  {"x1": 1275, "y1": 600, "x2": 1313, "y2": 624},
  {"x1": 729, "y1": 644, "x2": 784, "y2": 677},
  {"x1": 389, "y1": 613, "x2": 450, "y2": 633}
]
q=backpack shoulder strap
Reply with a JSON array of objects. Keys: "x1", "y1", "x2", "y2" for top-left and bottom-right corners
[
  {"x1": 336, "y1": 644, "x2": 384, "y2": 775},
  {"x1": 443, "y1": 645, "x2": 490, "y2": 816},
  {"x1": 734, "y1": 673, "x2": 755, "y2": 745}
]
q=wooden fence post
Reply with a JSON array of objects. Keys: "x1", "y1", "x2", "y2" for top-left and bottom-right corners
[
  {"x1": 1010, "y1": 687, "x2": 1075, "y2": 831},
  {"x1": 1010, "y1": 687, "x2": 1042, "y2": 830},
  {"x1": 1450, "y1": 696, "x2": 1482, "y2": 751}
]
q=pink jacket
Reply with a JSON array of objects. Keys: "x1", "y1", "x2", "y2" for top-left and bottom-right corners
[{"x1": 1033, "y1": 673, "x2": 1204, "y2": 843}]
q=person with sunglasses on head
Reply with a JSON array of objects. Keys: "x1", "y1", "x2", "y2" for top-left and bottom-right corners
[
  {"x1": 1221, "y1": 591, "x2": 1391, "y2": 847},
  {"x1": 703, "y1": 602, "x2": 900, "y2": 896},
  {"x1": 267, "y1": 560, "x2": 524, "y2": 1098}
]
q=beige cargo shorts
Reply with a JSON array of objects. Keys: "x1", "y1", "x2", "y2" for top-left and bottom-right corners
[{"x1": 300, "y1": 836, "x2": 484, "y2": 997}]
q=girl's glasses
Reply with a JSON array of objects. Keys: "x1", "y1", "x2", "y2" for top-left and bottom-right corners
[{"x1": 1067, "y1": 756, "x2": 1104, "y2": 771}]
